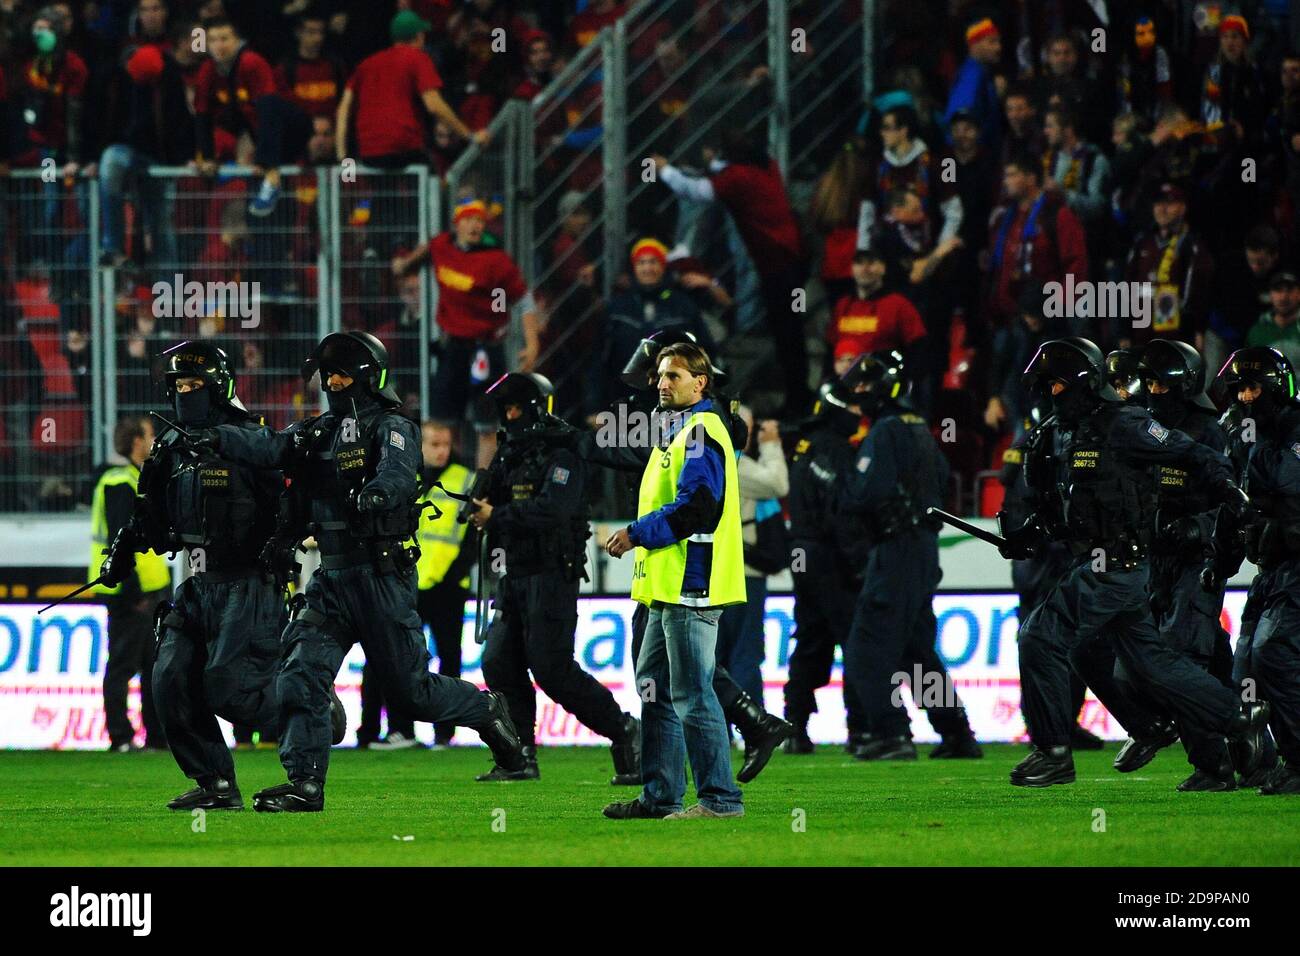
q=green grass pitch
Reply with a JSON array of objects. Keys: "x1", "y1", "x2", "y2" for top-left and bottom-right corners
[{"x1": 2, "y1": 744, "x2": 1298, "y2": 866}]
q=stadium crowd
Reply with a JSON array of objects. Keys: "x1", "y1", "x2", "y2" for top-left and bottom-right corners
[{"x1": 3, "y1": 0, "x2": 1300, "y2": 520}]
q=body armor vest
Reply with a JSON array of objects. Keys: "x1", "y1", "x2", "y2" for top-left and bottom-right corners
[
  {"x1": 1152, "y1": 408, "x2": 1218, "y2": 524},
  {"x1": 495, "y1": 436, "x2": 589, "y2": 578}
]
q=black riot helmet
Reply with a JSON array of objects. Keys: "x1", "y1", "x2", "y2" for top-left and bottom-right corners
[
  {"x1": 1022, "y1": 337, "x2": 1118, "y2": 422},
  {"x1": 810, "y1": 378, "x2": 862, "y2": 436},
  {"x1": 1139, "y1": 338, "x2": 1217, "y2": 413},
  {"x1": 301, "y1": 331, "x2": 401, "y2": 405},
  {"x1": 1105, "y1": 348, "x2": 1144, "y2": 403},
  {"x1": 1215, "y1": 346, "x2": 1298, "y2": 428},
  {"x1": 840, "y1": 349, "x2": 908, "y2": 418},
  {"x1": 153, "y1": 340, "x2": 248, "y2": 425},
  {"x1": 485, "y1": 371, "x2": 555, "y2": 434},
  {"x1": 620, "y1": 328, "x2": 726, "y2": 390}
]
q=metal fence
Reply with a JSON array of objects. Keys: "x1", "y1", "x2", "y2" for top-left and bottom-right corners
[{"x1": 0, "y1": 165, "x2": 438, "y2": 514}]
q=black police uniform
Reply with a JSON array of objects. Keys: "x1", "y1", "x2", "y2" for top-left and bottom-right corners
[
  {"x1": 1209, "y1": 348, "x2": 1300, "y2": 793},
  {"x1": 839, "y1": 359, "x2": 976, "y2": 757},
  {"x1": 478, "y1": 378, "x2": 637, "y2": 779},
  {"x1": 1008, "y1": 338, "x2": 1267, "y2": 787},
  {"x1": 204, "y1": 332, "x2": 523, "y2": 809},
  {"x1": 782, "y1": 392, "x2": 867, "y2": 747},
  {"x1": 102, "y1": 342, "x2": 286, "y2": 809}
]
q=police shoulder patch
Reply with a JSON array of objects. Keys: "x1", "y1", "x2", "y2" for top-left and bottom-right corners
[
  {"x1": 1147, "y1": 420, "x2": 1169, "y2": 443},
  {"x1": 856, "y1": 455, "x2": 871, "y2": 473},
  {"x1": 551, "y1": 465, "x2": 570, "y2": 485},
  {"x1": 389, "y1": 430, "x2": 406, "y2": 450},
  {"x1": 1291, "y1": 442, "x2": 1300, "y2": 461},
  {"x1": 1003, "y1": 448, "x2": 1022, "y2": 464}
]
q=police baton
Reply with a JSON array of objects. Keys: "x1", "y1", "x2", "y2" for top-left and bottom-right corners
[
  {"x1": 925, "y1": 507, "x2": 1010, "y2": 550},
  {"x1": 39, "y1": 575, "x2": 109, "y2": 614}
]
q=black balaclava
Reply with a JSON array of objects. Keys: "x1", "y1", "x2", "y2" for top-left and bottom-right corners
[
  {"x1": 1049, "y1": 382, "x2": 1100, "y2": 425},
  {"x1": 174, "y1": 386, "x2": 215, "y2": 426},
  {"x1": 1145, "y1": 389, "x2": 1188, "y2": 428}
]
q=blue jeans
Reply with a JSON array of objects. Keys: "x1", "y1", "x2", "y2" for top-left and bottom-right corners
[
  {"x1": 99, "y1": 144, "x2": 178, "y2": 272},
  {"x1": 636, "y1": 602, "x2": 743, "y2": 814}
]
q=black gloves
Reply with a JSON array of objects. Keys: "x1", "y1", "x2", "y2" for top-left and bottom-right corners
[
  {"x1": 998, "y1": 515, "x2": 1043, "y2": 561},
  {"x1": 185, "y1": 427, "x2": 221, "y2": 455},
  {"x1": 259, "y1": 536, "x2": 301, "y2": 589},
  {"x1": 354, "y1": 489, "x2": 388, "y2": 513},
  {"x1": 98, "y1": 527, "x2": 139, "y2": 588},
  {"x1": 1159, "y1": 516, "x2": 1203, "y2": 549}
]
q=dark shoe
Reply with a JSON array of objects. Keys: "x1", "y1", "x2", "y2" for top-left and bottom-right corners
[
  {"x1": 108, "y1": 742, "x2": 142, "y2": 754},
  {"x1": 1226, "y1": 701, "x2": 1271, "y2": 780},
  {"x1": 1113, "y1": 719, "x2": 1179, "y2": 773},
  {"x1": 726, "y1": 690, "x2": 792, "y2": 783},
  {"x1": 1258, "y1": 762, "x2": 1300, "y2": 795},
  {"x1": 854, "y1": 733, "x2": 917, "y2": 761},
  {"x1": 1239, "y1": 759, "x2": 1278, "y2": 789},
  {"x1": 477, "y1": 745, "x2": 539, "y2": 781},
  {"x1": 253, "y1": 779, "x2": 324, "y2": 813},
  {"x1": 844, "y1": 731, "x2": 873, "y2": 756},
  {"x1": 329, "y1": 687, "x2": 346, "y2": 746},
  {"x1": 1010, "y1": 746, "x2": 1075, "y2": 787},
  {"x1": 930, "y1": 734, "x2": 984, "y2": 759},
  {"x1": 474, "y1": 690, "x2": 527, "y2": 774},
  {"x1": 602, "y1": 798, "x2": 671, "y2": 819},
  {"x1": 609, "y1": 713, "x2": 641, "y2": 786},
  {"x1": 784, "y1": 725, "x2": 815, "y2": 754},
  {"x1": 1177, "y1": 768, "x2": 1237, "y2": 792},
  {"x1": 167, "y1": 778, "x2": 243, "y2": 810},
  {"x1": 1069, "y1": 724, "x2": 1106, "y2": 751}
]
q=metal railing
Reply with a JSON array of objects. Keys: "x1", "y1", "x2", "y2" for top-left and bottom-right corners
[{"x1": 0, "y1": 164, "x2": 439, "y2": 513}]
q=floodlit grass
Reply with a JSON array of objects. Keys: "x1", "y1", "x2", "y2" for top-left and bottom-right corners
[{"x1": 2, "y1": 744, "x2": 1297, "y2": 866}]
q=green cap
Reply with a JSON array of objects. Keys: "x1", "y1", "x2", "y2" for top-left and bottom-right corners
[{"x1": 390, "y1": 9, "x2": 432, "y2": 43}]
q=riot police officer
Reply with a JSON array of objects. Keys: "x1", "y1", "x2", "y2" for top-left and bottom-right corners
[
  {"x1": 999, "y1": 399, "x2": 1104, "y2": 752},
  {"x1": 471, "y1": 372, "x2": 641, "y2": 783},
  {"x1": 98, "y1": 341, "x2": 337, "y2": 809},
  {"x1": 579, "y1": 330, "x2": 793, "y2": 783},
  {"x1": 782, "y1": 379, "x2": 868, "y2": 754},
  {"x1": 194, "y1": 331, "x2": 526, "y2": 811},
  {"x1": 838, "y1": 350, "x2": 980, "y2": 760},
  {"x1": 1002, "y1": 337, "x2": 1270, "y2": 788},
  {"x1": 1206, "y1": 347, "x2": 1299, "y2": 794},
  {"x1": 1105, "y1": 348, "x2": 1144, "y2": 403}
]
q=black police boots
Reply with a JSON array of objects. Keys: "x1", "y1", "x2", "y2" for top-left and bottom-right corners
[
  {"x1": 253, "y1": 779, "x2": 324, "y2": 813},
  {"x1": 167, "y1": 778, "x2": 243, "y2": 811},
  {"x1": 930, "y1": 733, "x2": 984, "y2": 759},
  {"x1": 472, "y1": 690, "x2": 529, "y2": 779},
  {"x1": 853, "y1": 733, "x2": 918, "y2": 761},
  {"x1": 609, "y1": 713, "x2": 641, "y2": 786},
  {"x1": 330, "y1": 686, "x2": 347, "y2": 746},
  {"x1": 1226, "y1": 701, "x2": 1272, "y2": 781},
  {"x1": 477, "y1": 745, "x2": 540, "y2": 781},
  {"x1": 726, "y1": 691, "x2": 793, "y2": 782},
  {"x1": 1010, "y1": 745, "x2": 1075, "y2": 787},
  {"x1": 783, "y1": 721, "x2": 815, "y2": 754},
  {"x1": 844, "y1": 731, "x2": 873, "y2": 756},
  {"x1": 1113, "y1": 718, "x2": 1179, "y2": 773},
  {"x1": 1258, "y1": 761, "x2": 1300, "y2": 795},
  {"x1": 1177, "y1": 764, "x2": 1238, "y2": 792}
]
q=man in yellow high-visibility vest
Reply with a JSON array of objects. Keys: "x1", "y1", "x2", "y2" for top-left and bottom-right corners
[
  {"x1": 89, "y1": 416, "x2": 171, "y2": 752},
  {"x1": 602, "y1": 341, "x2": 746, "y2": 819}
]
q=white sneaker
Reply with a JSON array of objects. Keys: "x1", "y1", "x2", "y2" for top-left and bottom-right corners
[
  {"x1": 663, "y1": 803, "x2": 744, "y2": 819},
  {"x1": 370, "y1": 732, "x2": 421, "y2": 750}
]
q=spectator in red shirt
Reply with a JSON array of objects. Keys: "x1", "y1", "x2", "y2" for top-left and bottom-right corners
[
  {"x1": 828, "y1": 250, "x2": 927, "y2": 372},
  {"x1": 391, "y1": 198, "x2": 539, "y2": 457},
  {"x1": 569, "y1": 0, "x2": 625, "y2": 51},
  {"x1": 983, "y1": 154, "x2": 1089, "y2": 333},
  {"x1": 334, "y1": 9, "x2": 487, "y2": 169},
  {"x1": 274, "y1": 11, "x2": 346, "y2": 164},
  {"x1": 654, "y1": 126, "x2": 811, "y2": 415},
  {"x1": 512, "y1": 29, "x2": 556, "y2": 101}
]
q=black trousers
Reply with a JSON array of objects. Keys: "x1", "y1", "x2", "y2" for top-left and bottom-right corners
[
  {"x1": 104, "y1": 589, "x2": 169, "y2": 748},
  {"x1": 481, "y1": 573, "x2": 626, "y2": 747},
  {"x1": 630, "y1": 601, "x2": 746, "y2": 713},
  {"x1": 360, "y1": 580, "x2": 467, "y2": 743},
  {"x1": 152, "y1": 573, "x2": 284, "y2": 785},
  {"x1": 783, "y1": 554, "x2": 865, "y2": 732},
  {"x1": 277, "y1": 563, "x2": 489, "y2": 784},
  {"x1": 1019, "y1": 560, "x2": 1239, "y2": 749},
  {"x1": 1238, "y1": 564, "x2": 1300, "y2": 765},
  {"x1": 843, "y1": 535, "x2": 972, "y2": 739}
]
